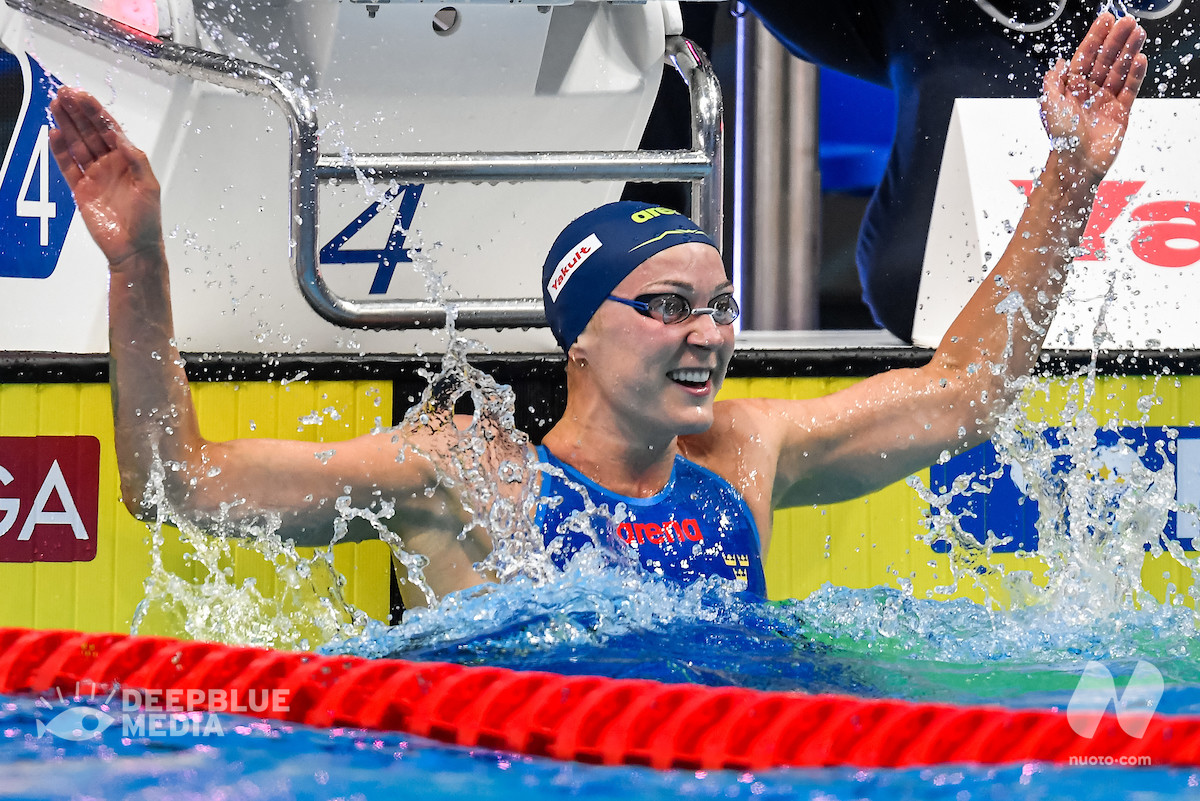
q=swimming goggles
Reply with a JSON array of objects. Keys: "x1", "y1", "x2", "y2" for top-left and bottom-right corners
[
  {"x1": 606, "y1": 292, "x2": 740, "y2": 326},
  {"x1": 975, "y1": 0, "x2": 1180, "y2": 31}
]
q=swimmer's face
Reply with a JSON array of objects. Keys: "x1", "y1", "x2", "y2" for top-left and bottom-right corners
[{"x1": 573, "y1": 242, "x2": 735, "y2": 437}]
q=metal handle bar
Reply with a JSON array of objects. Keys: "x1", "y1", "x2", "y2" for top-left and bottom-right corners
[
  {"x1": 12, "y1": 0, "x2": 722, "y2": 330},
  {"x1": 316, "y1": 152, "x2": 711, "y2": 183}
]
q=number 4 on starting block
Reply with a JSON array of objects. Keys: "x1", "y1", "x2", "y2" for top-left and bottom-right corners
[{"x1": 0, "y1": 50, "x2": 75, "y2": 279}]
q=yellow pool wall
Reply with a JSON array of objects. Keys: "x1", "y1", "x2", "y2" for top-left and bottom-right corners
[{"x1": 0, "y1": 370, "x2": 1195, "y2": 634}]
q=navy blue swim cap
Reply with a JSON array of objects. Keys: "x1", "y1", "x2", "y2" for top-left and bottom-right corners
[{"x1": 541, "y1": 201, "x2": 718, "y2": 352}]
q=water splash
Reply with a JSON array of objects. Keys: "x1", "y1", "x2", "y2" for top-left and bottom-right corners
[
  {"x1": 131, "y1": 177, "x2": 564, "y2": 646},
  {"x1": 131, "y1": 448, "x2": 368, "y2": 651},
  {"x1": 910, "y1": 360, "x2": 1199, "y2": 622},
  {"x1": 391, "y1": 334, "x2": 557, "y2": 589},
  {"x1": 323, "y1": 549, "x2": 843, "y2": 691},
  {"x1": 320, "y1": 552, "x2": 1200, "y2": 705}
]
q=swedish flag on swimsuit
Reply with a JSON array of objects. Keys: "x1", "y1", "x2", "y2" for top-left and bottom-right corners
[{"x1": 541, "y1": 201, "x2": 719, "y2": 351}]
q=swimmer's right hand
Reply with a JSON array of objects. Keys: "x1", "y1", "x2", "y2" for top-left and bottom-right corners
[
  {"x1": 49, "y1": 87, "x2": 164, "y2": 271},
  {"x1": 1039, "y1": 12, "x2": 1147, "y2": 180}
]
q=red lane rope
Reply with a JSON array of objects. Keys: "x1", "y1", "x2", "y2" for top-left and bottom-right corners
[{"x1": 1, "y1": 626, "x2": 1194, "y2": 770}]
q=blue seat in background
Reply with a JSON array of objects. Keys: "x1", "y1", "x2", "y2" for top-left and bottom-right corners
[{"x1": 818, "y1": 68, "x2": 897, "y2": 194}]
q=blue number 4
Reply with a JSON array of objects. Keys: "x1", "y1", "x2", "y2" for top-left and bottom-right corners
[{"x1": 319, "y1": 184, "x2": 424, "y2": 294}]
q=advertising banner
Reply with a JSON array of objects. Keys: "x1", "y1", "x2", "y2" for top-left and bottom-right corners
[
  {"x1": 0, "y1": 436, "x2": 100, "y2": 563},
  {"x1": 914, "y1": 98, "x2": 1200, "y2": 351}
]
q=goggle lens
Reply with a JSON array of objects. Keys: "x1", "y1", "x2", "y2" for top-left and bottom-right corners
[
  {"x1": 638, "y1": 293, "x2": 740, "y2": 325},
  {"x1": 606, "y1": 292, "x2": 740, "y2": 326}
]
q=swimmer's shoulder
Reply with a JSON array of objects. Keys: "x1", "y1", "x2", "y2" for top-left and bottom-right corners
[
  {"x1": 681, "y1": 399, "x2": 782, "y2": 489},
  {"x1": 677, "y1": 402, "x2": 775, "y2": 525},
  {"x1": 709, "y1": 396, "x2": 788, "y2": 445}
]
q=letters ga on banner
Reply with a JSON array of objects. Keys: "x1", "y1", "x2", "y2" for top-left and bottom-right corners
[{"x1": 0, "y1": 436, "x2": 100, "y2": 562}]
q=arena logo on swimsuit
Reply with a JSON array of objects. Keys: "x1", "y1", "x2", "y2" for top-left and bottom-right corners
[
  {"x1": 616, "y1": 518, "x2": 704, "y2": 546},
  {"x1": 546, "y1": 233, "x2": 602, "y2": 301}
]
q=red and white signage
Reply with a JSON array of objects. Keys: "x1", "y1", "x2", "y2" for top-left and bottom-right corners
[
  {"x1": 915, "y1": 99, "x2": 1200, "y2": 350},
  {"x1": 0, "y1": 436, "x2": 100, "y2": 562}
]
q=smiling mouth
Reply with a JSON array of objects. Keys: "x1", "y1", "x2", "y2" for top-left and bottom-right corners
[{"x1": 667, "y1": 368, "x2": 712, "y2": 389}]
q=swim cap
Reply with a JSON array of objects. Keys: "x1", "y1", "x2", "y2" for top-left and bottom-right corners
[{"x1": 541, "y1": 201, "x2": 719, "y2": 352}]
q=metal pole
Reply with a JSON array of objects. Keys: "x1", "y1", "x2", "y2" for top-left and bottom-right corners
[{"x1": 737, "y1": 13, "x2": 820, "y2": 331}]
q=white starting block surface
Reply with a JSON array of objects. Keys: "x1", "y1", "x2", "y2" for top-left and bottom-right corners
[
  {"x1": 913, "y1": 98, "x2": 1200, "y2": 352},
  {"x1": 0, "y1": 0, "x2": 680, "y2": 354}
]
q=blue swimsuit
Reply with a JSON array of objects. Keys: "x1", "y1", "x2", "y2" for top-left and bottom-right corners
[{"x1": 535, "y1": 446, "x2": 767, "y2": 597}]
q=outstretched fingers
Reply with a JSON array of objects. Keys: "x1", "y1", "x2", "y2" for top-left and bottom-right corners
[
  {"x1": 47, "y1": 127, "x2": 83, "y2": 187},
  {"x1": 1070, "y1": 12, "x2": 1114, "y2": 78},
  {"x1": 1101, "y1": 22, "x2": 1147, "y2": 95},
  {"x1": 49, "y1": 97, "x2": 96, "y2": 181},
  {"x1": 51, "y1": 88, "x2": 137, "y2": 165},
  {"x1": 1117, "y1": 52, "x2": 1149, "y2": 112},
  {"x1": 1088, "y1": 14, "x2": 1140, "y2": 88},
  {"x1": 50, "y1": 87, "x2": 153, "y2": 188},
  {"x1": 52, "y1": 90, "x2": 103, "y2": 168}
]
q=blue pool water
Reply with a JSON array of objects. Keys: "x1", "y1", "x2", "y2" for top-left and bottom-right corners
[
  {"x1": 8, "y1": 558, "x2": 1200, "y2": 799},
  {"x1": 326, "y1": 555, "x2": 1200, "y2": 709},
  {"x1": 6, "y1": 692, "x2": 1200, "y2": 801},
  {"x1": 13, "y1": 363, "x2": 1200, "y2": 797}
]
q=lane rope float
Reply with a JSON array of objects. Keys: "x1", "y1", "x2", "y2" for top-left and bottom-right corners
[{"x1": 1, "y1": 627, "x2": 1191, "y2": 769}]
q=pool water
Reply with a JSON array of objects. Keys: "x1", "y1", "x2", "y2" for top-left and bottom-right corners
[
  {"x1": 14, "y1": 351, "x2": 1200, "y2": 796},
  {"x1": 6, "y1": 570, "x2": 1200, "y2": 800},
  {"x1": 9, "y1": 493, "x2": 1200, "y2": 797},
  {"x1": 6, "y1": 691, "x2": 1200, "y2": 801},
  {"x1": 320, "y1": 552, "x2": 1200, "y2": 706}
]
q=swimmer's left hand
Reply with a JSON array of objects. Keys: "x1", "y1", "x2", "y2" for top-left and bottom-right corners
[{"x1": 1040, "y1": 12, "x2": 1148, "y2": 179}]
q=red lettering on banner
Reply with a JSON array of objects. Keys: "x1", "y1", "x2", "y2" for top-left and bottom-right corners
[
  {"x1": 682, "y1": 519, "x2": 703, "y2": 542},
  {"x1": 645, "y1": 523, "x2": 664, "y2": 544},
  {"x1": 0, "y1": 437, "x2": 99, "y2": 562},
  {"x1": 1130, "y1": 200, "x2": 1200, "y2": 269},
  {"x1": 1012, "y1": 180, "x2": 1144, "y2": 261},
  {"x1": 617, "y1": 522, "x2": 636, "y2": 545}
]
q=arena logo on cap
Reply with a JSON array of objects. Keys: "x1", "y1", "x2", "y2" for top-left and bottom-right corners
[
  {"x1": 547, "y1": 233, "x2": 602, "y2": 302},
  {"x1": 630, "y1": 206, "x2": 678, "y2": 223}
]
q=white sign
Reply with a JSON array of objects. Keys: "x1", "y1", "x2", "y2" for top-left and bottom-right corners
[
  {"x1": 0, "y1": 2, "x2": 670, "y2": 355},
  {"x1": 914, "y1": 99, "x2": 1200, "y2": 351}
]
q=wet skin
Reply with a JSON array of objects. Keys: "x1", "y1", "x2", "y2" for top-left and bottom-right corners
[
  {"x1": 46, "y1": 13, "x2": 1148, "y2": 605},
  {"x1": 541, "y1": 242, "x2": 736, "y2": 488}
]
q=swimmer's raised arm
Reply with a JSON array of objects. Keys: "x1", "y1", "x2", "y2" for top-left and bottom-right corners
[
  {"x1": 734, "y1": 13, "x2": 1147, "y2": 511},
  {"x1": 48, "y1": 89, "x2": 499, "y2": 567},
  {"x1": 50, "y1": 87, "x2": 207, "y2": 513}
]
